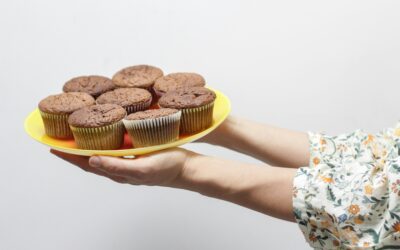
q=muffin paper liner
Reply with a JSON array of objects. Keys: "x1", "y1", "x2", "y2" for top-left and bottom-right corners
[
  {"x1": 125, "y1": 98, "x2": 152, "y2": 114},
  {"x1": 180, "y1": 102, "x2": 214, "y2": 134},
  {"x1": 70, "y1": 121, "x2": 125, "y2": 150},
  {"x1": 123, "y1": 111, "x2": 181, "y2": 148},
  {"x1": 40, "y1": 111, "x2": 73, "y2": 139}
]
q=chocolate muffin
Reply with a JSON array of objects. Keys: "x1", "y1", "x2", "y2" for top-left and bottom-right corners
[
  {"x1": 159, "y1": 87, "x2": 215, "y2": 134},
  {"x1": 112, "y1": 64, "x2": 162, "y2": 88},
  {"x1": 96, "y1": 88, "x2": 152, "y2": 114},
  {"x1": 63, "y1": 75, "x2": 115, "y2": 98},
  {"x1": 38, "y1": 92, "x2": 95, "y2": 138},
  {"x1": 123, "y1": 108, "x2": 181, "y2": 147},
  {"x1": 153, "y1": 72, "x2": 206, "y2": 98},
  {"x1": 68, "y1": 104, "x2": 126, "y2": 150}
]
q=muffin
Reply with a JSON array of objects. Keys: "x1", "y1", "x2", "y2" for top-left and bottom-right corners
[
  {"x1": 68, "y1": 104, "x2": 126, "y2": 150},
  {"x1": 63, "y1": 75, "x2": 115, "y2": 98},
  {"x1": 158, "y1": 87, "x2": 215, "y2": 134},
  {"x1": 96, "y1": 88, "x2": 152, "y2": 114},
  {"x1": 123, "y1": 108, "x2": 181, "y2": 148},
  {"x1": 38, "y1": 92, "x2": 95, "y2": 139},
  {"x1": 112, "y1": 65, "x2": 163, "y2": 88},
  {"x1": 153, "y1": 72, "x2": 205, "y2": 98}
]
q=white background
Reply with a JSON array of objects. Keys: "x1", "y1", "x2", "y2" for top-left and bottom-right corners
[{"x1": 1, "y1": 0, "x2": 400, "y2": 249}]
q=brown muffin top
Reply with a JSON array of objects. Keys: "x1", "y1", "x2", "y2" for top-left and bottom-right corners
[
  {"x1": 68, "y1": 104, "x2": 126, "y2": 128},
  {"x1": 39, "y1": 92, "x2": 95, "y2": 114},
  {"x1": 125, "y1": 108, "x2": 179, "y2": 120},
  {"x1": 96, "y1": 88, "x2": 152, "y2": 107},
  {"x1": 153, "y1": 73, "x2": 205, "y2": 95},
  {"x1": 159, "y1": 87, "x2": 216, "y2": 109},
  {"x1": 63, "y1": 75, "x2": 115, "y2": 97},
  {"x1": 112, "y1": 65, "x2": 163, "y2": 88}
]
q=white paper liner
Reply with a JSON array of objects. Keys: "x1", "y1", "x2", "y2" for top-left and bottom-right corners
[{"x1": 123, "y1": 111, "x2": 181, "y2": 147}]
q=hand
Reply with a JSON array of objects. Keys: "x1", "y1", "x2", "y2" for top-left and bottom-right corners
[{"x1": 51, "y1": 148, "x2": 196, "y2": 187}]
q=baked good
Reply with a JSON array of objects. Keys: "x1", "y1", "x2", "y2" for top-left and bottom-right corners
[
  {"x1": 38, "y1": 92, "x2": 95, "y2": 138},
  {"x1": 96, "y1": 88, "x2": 152, "y2": 114},
  {"x1": 68, "y1": 104, "x2": 126, "y2": 149},
  {"x1": 153, "y1": 72, "x2": 205, "y2": 97},
  {"x1": 63, "y1": 75, "x2": 115, "y2": 98},
  {"x1": 112, "y1": 65, "x2": 163, "y2": 88},
  {"x1": 158, "y1": 87, "x2": 215, "y2": 133}
]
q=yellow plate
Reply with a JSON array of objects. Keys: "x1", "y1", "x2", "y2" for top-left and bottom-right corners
[{"x1": 24, "y1": 88, "x2": 231, "y2": 156}]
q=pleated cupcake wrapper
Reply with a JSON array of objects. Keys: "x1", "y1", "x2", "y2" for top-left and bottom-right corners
[
  {"x1": 123, "y1": 111, "x2": 181, "y2": 148},
  {"x1": 40, "y1": 111, "x2": 73, "y2": 139},
  {"x1": 70, "y1": 121, "x2": 125, "y2": 150},
  {"x1": 125, "y1": 98, "x2": 152, "y2": 115},
  {"x1": 180, "y1": 102, "x2": 214, "y2": 134}
]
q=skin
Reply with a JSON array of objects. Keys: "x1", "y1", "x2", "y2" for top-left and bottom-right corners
[{"x1": 51, "y1": 116, "x2": 310, "y2": 222}]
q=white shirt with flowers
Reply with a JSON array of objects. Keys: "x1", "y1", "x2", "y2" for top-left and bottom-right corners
[{"x1": 293, "y1": 123, "x2": 400, "y2": 249}]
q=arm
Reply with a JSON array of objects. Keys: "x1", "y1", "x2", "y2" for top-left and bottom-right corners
[
  {"x1": 200, "y1": 116, "x2": 310, "y2": 168},
  {"x1": 52, "y1": 148, "x2": 296, "y2": 222}
]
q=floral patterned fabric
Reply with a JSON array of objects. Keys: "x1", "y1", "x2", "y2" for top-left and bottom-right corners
[{"x1": 293, "y1": 123, "x2": 400, "y2": 249}]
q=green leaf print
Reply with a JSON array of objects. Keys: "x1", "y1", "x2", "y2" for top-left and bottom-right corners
[
  {"x1": 326, "y1": 185, "x2": 336, "y2": 202},
  {"x1": 361, "y1": 228, "x2": 380, "y2": 244}
]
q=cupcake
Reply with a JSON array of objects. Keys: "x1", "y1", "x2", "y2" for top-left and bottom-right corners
[
  {"x1": 96, "y1": 88, "x2": 152, "y2": 114},
  {"x1": 68, "y1": 104, "x2": 126, "y2": 150},
  {"x1": 112, "y1": 65, "x2": 163, "y2": 102},
  {"x1": 63, "y1": 75, "x2": 115, "y2": 98},
  {"x1": 153, "y1": 72, "x2": 205, "y2": 98},
  {"x1": 38, "y1": 92, "x2": 95, "y2": 139},
  {"x1": 158, "y1": 87, "x2": 215, "y2": 134},
  {"x1": 123, "y1": 108, "x2": 181, "y2": 148}
]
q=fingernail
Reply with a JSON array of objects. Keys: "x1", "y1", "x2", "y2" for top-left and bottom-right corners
[{"x1": 89, "y1": 156, "x2": 101, "y2": 168}]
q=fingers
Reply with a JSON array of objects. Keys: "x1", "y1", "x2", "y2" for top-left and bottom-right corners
[
  {"x1": 50, "y1": 149, "x2": 90, "y2": 169},
  {"x1": 50, "y1": 149, "x2": 128, "y2": 183},
  {"x1": 88, "y1": 156, "x2": 149, "y2": 181}
]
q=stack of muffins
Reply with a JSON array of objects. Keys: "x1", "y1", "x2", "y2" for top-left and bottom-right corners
[{"x1": 38, "y1": 65, "x2": 216, "y2": 150}]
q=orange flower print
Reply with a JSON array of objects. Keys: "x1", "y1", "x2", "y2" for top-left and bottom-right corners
[
  {"x1": 363, "y1": 242, "x2": 370, "y2": 247},
  {"x1": 312, "y1": 157, "x2": 320, "y2": 166},
  {"x1": 363, "y1": 134, "x2": 374, "y2": 145},
  {"x1": 364, "y1": 185, "x2": 373, "y2": 195},
  {"x1": 348, "y1": 204, "x2": 360, "y2": 215},
  {"x1": 309, "y1": 233, "x2": 317, "y2": 242},
  {"x1": 320, "y1": 175, "x2": 333, "y2": 183},
  {"x1": 309, "y1": 219, "x2": 317, "y2": 228},
  {"x1": 321, "y1": 220, "x2": 330, "y2": 228},
  {"x1": 353, "y1": 216, "x2": 364, "y2": 224},
  {"x1": 391, "y1": 179, "x2": 400, "y2": 196},
  {"x1": 393, "y1": 221, "x2": 400, "y2": 232},
  {"x1": 394, "y1": 128, "x2": 400, "y2": 137}
]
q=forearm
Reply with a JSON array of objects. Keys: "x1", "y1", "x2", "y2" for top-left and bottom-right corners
[
  {"x1": 173, "y1": 154, "x2": 296, "y2": 222},
  {"x1": 205, "y1": 116, "x2": 310, "y2": 168}
]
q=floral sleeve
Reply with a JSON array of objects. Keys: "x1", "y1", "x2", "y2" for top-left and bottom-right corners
[{"x1": 293, "y1": 125, "x2": 400, "y2": 249}]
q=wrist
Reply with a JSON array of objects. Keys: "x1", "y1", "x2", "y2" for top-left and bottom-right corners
[
  {"x1": 200, "y1": 116, "x2": 237, "y2": 146},
  {"x1": 172, "y1": 154, "x2": 241, "y2": 199}
]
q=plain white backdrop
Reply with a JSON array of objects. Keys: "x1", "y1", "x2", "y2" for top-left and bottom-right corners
[{"x1": 1, "y1": 0, "x2": 400, "y2": 249}]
